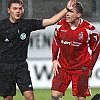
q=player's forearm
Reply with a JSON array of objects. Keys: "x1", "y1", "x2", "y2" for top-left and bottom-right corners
[
  {"x1": 52, "y1": 42, "x2": 59, "y2": 61},
  {"x1": 89, "y1": 50, "x2": 99, "y2": 70},
  {"x1": 42, "y1": 0, "x2": 76, "y2": 27},
  {"x1": 42, "y1": 8, "x2": 67, "y2": 27}
]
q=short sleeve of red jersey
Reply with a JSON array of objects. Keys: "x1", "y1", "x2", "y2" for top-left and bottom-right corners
[
  {"x1": 53, "y1": 19, "x2": 65, "y2": 46},
  {"x1": 87, "y1": 24, "x2": 100, "y2": 70},
  {"x1": 86, "y1": 25, "x2": 99, "y2": 51},
  {"x1": 52, "y1": 20, "x2": 64, "y2": 61}
]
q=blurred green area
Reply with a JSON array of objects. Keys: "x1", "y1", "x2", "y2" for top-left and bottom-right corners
[{"x1": 0, "y1": 88, "x2": 100, "y2": 100}]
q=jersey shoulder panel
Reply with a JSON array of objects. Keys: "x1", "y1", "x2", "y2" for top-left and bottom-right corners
[
  {"x1": 82, "y1": 19, "x2": 96, "y2": 30},
  {"x1": 57, "y1": 18, "x2": 66, "y2": 25},
  {"x1": 56, "y1": 18, "x2": 69, "y2": 31}
]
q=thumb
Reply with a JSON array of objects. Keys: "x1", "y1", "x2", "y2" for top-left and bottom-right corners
[{"x1": 58, "y1": 63, "x2": 61, "y2": 68}]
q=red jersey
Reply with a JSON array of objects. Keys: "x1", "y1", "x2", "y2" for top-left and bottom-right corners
[{"x1": 52, "y1": 18, "x2": 99, "y2": 70}]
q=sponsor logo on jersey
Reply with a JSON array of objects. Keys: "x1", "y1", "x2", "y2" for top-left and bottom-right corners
[
  {"x1": 20, "y1": 33, "x2": 26, "y2": 40},
  {"x1": 29, "y1": 84, "x2": 33, "y2": 88},
  {"x1": 85, "y1": 87, "x2": 91, "y2": 96},
  {"x1": 61, "y1": 30, "x2": 68, "y2": 32},
  {"x1": 61, "y1": 40, "x2": 82, "y2": 46},
  {"x1": 5, "y1": 38, "x2": 9, "y2": 42}
]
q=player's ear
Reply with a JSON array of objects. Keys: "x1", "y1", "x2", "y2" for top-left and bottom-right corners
[
  {"x1": 7, "y1": 8, "x2": 10, "y2": 14},
  {"x1": 22, "y1": 8, "x2": 24, "y2": 14},
  {"x1": 77, "y1": 13, "x2": 82, "y2": 18}
]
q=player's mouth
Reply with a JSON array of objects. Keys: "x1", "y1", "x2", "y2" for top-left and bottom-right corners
[
  {"x1": 66, "y1": 17, "x2": 70, "y2": 20},
  {"x1": 16, "y1": 14, "x2": 21, "y2": 17},
  {"x1": 66, "y1": 17, "x2": 71, "y2": 22}
]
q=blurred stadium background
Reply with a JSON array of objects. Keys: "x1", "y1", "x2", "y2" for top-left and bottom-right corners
[{"x1": 0, "y1": 0, "x2": 100, "y2": 100}]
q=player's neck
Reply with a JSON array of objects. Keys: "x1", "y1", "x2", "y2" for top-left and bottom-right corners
[
  {"x1": 9, "y1": 17, "x2": 20, "y2": 23},
  {"x1": 69, "y1": 18, "x2": 80, "y2": 27}
]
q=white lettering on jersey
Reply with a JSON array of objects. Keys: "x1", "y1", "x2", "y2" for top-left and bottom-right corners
[
  {"x1": 61, "y1": 40, "x2": 82, "y2": 46},
  {"x1": 61, "y1": 30, "x2": 68, "y2": 32}
]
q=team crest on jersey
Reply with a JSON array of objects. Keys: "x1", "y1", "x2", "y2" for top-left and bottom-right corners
[
  {"x1": 78, "y1": 32, "x2": 83, "y2": 40},
  {"x1": 20, "y1": 33, "x2": 26, "y2": 40}
]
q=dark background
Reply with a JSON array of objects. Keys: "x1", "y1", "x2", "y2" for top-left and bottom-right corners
[{"x1": 0, "y1": 0, "x2": 100, "y2": 22}]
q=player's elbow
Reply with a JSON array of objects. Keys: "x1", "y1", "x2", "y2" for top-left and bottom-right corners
[
  {"x1": 48, "y1": 19, "x2": 55, "y2": 26},
  {"x1": 43, "y1": 19, "x2": 55, "y2": 27}
]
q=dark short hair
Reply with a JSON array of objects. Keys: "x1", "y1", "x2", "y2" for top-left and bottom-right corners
[
  {"x1": 76, "y1": 2, "x2": 84, "y2": 14},
  {"x1": 8, "y1": 0, "x2": 24, "y2": 8}
]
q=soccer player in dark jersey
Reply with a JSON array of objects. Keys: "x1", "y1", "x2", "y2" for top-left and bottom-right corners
[
  {"x1": 51, "y1": 1, "x2": 100, "y2": 100},
  {"x1": 0, "y1": 0, "x2": 76, "y2": 100}
]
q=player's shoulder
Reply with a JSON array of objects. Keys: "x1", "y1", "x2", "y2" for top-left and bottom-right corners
[
  {"x1": 82, "y1": 19, "x2": 96, "y2": 30},
  {"x1": 0, "y1": 18, "x2": 8, "y2": 24},
  {"x1": 0, "y1": 18, "x2": 10, "y2": 30}
]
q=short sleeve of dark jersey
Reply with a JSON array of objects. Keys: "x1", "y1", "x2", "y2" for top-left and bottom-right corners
[{"x1": 27, "y1": 19, "x2": 45, "y2": 31}]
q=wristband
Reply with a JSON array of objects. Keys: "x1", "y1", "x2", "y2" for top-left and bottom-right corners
[{"x1": 66, "y1": 7, "x2": 72, "y2": 12}]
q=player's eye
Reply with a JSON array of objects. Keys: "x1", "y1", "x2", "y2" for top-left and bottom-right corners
[
  {"x1": 19, "y1": 7, "x2": 23, "y2": 10},
  {"x1": 13, "y1": 7, "x2": 17, "y2": 10}
]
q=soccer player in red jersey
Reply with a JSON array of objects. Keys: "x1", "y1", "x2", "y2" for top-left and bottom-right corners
[{"x1": 51, "y1": 1, "x2": 100, "y2": 100}]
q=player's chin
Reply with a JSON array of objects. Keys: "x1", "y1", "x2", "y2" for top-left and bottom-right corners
[
  {"x1": 66, "y1": 19, "x2": 71, "y2": 23},
  {"x1": 15, "y1": 16, "x2": 21, "y2": 20},
  {"x1": 66, "y1": 20, "x2": 71, "y2": 23}
]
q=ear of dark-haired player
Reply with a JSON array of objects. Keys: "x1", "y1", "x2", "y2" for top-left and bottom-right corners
[{"x1": 91, "y1": 93, "x2": 100, "y2": 100}]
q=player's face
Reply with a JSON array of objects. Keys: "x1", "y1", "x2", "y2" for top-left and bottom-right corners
[
  {"x1": 8, "y1": 3, "x2": 24, "y2": 23},
  {"x1": 66, "y1": 8, "x2": 81, "y2": 24}
]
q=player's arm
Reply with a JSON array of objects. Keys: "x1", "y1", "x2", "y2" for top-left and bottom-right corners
[
  {"x1": 89, "y1": 49, "x2": 99, "y2": 77},
  {"x1": 42, "y1": 0, "x2": 76, "y2": 27},
  {"x1": 88, "y1": 28, "x2": 100, "y2": 76},
  {"x1": 89, "y1": 48, "x2": 99, "y2": 70},
  {"x1": 52, "y1": 30, "x2": 61, "y2": 76}
]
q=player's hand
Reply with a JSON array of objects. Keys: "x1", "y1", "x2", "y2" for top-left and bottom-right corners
[
  {"x1": 53, "y1": 60, "x2": 61, "y2": 76},
  {"x1": 89, "y1": 70, "x2": 92, "y2": 77},
  {"x1": 67, "y1": 0, "x2": 76, "y2": 11}
]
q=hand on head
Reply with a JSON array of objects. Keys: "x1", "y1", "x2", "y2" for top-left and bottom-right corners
[{"x1": 67, "y1": 0, "x2": 76, "y2": 10}]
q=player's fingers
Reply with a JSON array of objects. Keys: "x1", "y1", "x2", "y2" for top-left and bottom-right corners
[
  {"x1": 54, "y1": 70, "x2": 56, "y2": 76},
  {"x1": 58, "y1": 62, "x2": 61, "y2": 68},
  {"x1": 53, "y1": 66, "x2": 57, "y2": 76},
  {"x1": 56, "y1": 67, "x2": 59, "y2": 74},
  {"x1": 70, "y1": 0, "x2": 76, "y2": 7},
  {"x1": 53, "y1": 66, "x2": 59, "y2": 76},
  {"x1": 73, "y1": 1, "x2": 76, "y2": 7}
]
